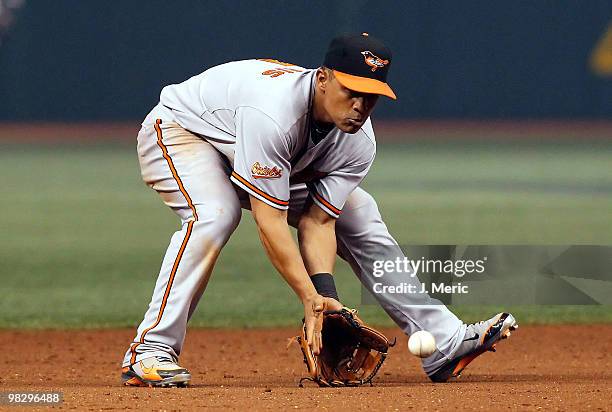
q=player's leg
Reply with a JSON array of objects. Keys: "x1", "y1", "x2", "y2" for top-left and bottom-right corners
[
  {"x1": 284, "y1": 185, "x2": 516, "y2": 382},
  {"x1": 333, "y1": 188, "x2": 517, "y2": 381},
  {"x1": 331, "y1": 187, "x2": 466, "y2": 372},
  {"x1": 122, "y1": 115, "x2": 241, "y2": 386}
]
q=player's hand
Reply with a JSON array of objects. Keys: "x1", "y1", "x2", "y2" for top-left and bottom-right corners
[
  {"x1": 323, "y1": 297, "x2": 343, "y2": 311},
  {"x1": 303, "y1": 293, "x2": 326, "y2": 355}
]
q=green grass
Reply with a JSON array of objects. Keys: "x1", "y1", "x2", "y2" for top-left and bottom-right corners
[{"x1": 1, "y1": 140, "x2": 611, "y2": 329}]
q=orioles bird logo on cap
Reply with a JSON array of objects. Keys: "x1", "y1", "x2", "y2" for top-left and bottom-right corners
[{"x1": 361, "y1": 51, "x2": 389, "y2": 72}]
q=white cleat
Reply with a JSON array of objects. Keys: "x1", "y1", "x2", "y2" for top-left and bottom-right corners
[
  {"x1": 428, "y1": 313, "x2": 518, "y2": 383},
  {"x1": 121, "y1": 356, "x2": 191, "y2": 387}
]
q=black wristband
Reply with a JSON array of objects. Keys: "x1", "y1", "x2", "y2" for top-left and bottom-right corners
[{"x1": 311, "y1": 273, "x2": 339, "y2": 301}]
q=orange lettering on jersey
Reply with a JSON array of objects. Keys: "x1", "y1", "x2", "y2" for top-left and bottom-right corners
[
  {"x1": 262, "y1": 69, "x2": 285, "y2": 78},
  {"x1": 262, "y1": 67, "x2": 304, "y2": 78},
  {"x1": 260, "y1": 59, "x2": 305, "y2": 77},
  {"x1": 258, "y1": 58, "x2": 297, "y2": 67},
  {"x1": 251, "y1": 162, "x2": 282, "y2": 179}
]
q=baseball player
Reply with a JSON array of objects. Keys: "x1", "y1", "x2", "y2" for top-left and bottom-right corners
[{"x1": 121, "y1": 33, "x2": 517, "y2": 387}]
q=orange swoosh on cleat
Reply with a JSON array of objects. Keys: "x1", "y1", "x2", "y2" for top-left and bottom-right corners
[
  {"x1": 139, "y1": 363, "x2": 164, "y2": 381},
  {"x1": 452, "y1": 349, "x2": 484, "y2": 377}
]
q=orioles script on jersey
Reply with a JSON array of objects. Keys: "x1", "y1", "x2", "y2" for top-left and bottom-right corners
[{"x1": 251, "y1": 162, "x2": 282, "y2": 179}]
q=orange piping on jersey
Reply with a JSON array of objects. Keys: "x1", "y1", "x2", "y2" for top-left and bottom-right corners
[
  {"x1": 130, "y1": 219, "x2": 195, "y2": 363},
  {"x1": 231, "y1": 171, "x2": 289, "y2": 206},
  {"x1": 154, "y1": 119, "x2": 199, "y2": 221},
  {"x1": 313, "y1": 192, "x2": 342, "y2": 216}
]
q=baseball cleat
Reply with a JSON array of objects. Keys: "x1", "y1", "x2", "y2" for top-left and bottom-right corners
[
  {"x1": 121, "y1": 356, "x2": 191, "y2": 387},
  {"x1": 428, "y1": 312, "x2": 518, "y2": 383}
]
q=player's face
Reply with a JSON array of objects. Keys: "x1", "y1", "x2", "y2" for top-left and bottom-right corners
[{"x1": 316, "y1": 69, "x2": 380, "y2": 134}]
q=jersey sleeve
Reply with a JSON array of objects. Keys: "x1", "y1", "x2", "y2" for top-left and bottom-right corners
[
  {"x1": 308, "y1": 155, "x2": 374, "y2": 218},
  {"x1": 230, "y1": 107, "x2": 291, "y2": 210}
]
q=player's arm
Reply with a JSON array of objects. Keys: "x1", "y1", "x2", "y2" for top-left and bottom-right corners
[
  {"x1": 250, "y1": 195, "x2": 317, "y2": 301},
  {"x1": 232, "y1": 107, "x2": 342, "y2": 350},
  {"x1": 301, "y1": 143, "x2": 375, "y2": 304},
  {"x1": 298, "y1": 199, "x2": 337, "y2": 275},
  {"x1": 249, "y1": 195, "x2": 328, "y2": 354},
  {"x1": 297, "y1": 200, "x2": 343, "y2": 307}
]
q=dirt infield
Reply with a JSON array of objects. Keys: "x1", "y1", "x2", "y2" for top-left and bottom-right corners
[{"x1": 1, "y1": 326, "x2": 610, "y2": 410}]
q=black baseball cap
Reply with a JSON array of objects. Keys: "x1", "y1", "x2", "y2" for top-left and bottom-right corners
[{"x1": 323, "y1": 32, "x2": 396, "y2": 100}]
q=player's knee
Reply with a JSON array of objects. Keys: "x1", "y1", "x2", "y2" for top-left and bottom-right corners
[
  {"x1": 214, "y1": 203, "x2": 242, "y2": 233},
  {"x1": 336, "y1": 189, "x2": 385, "y2": 237},
  {"x1": 342, "y1": 189, "x2": 382, "y2": 220},
  {"x1": 194, "y1": 201, "x2": 241, "y2": 233}
]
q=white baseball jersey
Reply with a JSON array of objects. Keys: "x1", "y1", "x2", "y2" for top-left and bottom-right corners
[{"x1": 157, "y1": 59, "x2": 376, "y2": 218}]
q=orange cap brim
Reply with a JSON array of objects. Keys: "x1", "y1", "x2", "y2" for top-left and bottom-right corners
[{"x1": 333, "y1": 70, "x2": 397, "y2": 100}]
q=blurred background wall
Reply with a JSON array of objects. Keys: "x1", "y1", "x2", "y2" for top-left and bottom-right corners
[{"x1": 0, "y1": 0, "x2": 611, "y2": 121}]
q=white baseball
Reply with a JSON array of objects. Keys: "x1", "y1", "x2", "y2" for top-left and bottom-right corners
[{"x1": 408, "y1": 330, "x2": 436, "y2": 358}]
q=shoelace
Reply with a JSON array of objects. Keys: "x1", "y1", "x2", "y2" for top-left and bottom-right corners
[
  {"x1": 467, "y1": 318, "x2": 488, "y2": 328},
  {"x1": 155, "y1": 356, "x2": 176, "y2": 364},
  {"x1": 461, "y1": 319, "x2": 491, "y2": 342}
]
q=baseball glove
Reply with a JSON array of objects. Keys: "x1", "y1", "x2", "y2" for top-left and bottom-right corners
[{"x1": 294, "y1": 307, "x2": 394, "y2": 387}]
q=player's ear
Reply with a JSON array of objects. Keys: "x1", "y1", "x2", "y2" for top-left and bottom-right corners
[{"x1": 316, "y1": 67, "x2": 329, "y2": 93}]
